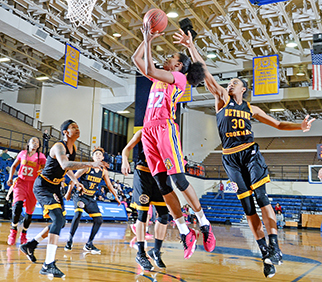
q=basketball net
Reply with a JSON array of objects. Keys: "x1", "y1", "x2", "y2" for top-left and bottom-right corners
[{"x1": 66, "y1": 0, "x2": 97, "y2": 26}]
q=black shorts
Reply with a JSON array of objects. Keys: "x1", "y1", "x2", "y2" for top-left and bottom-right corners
[
  {"x1": 222, "y1": 143, "x2": 270, "y2": 200},
  {"x1": 72, "y1": 194, "x2": 101, "y2": 217},
  {"x1": 33, "y1": 176, "x2": 66, "y2": 219},
  {"x1": 131, "y1": 168, "x2": 166, "y2": 211}
]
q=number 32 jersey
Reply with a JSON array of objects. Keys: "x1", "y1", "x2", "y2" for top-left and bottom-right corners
[
  {"x1": 16, "y1": 150, "x2": 47, "y2": 182},
  {"x1": 144, "y1": 72, "x2": 186, "y2": 123},
  {"x1": 216, "y1": 97, "x2": 254, "y2": 150}
]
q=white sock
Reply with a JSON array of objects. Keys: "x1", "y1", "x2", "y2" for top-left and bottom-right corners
[
  {"x1": 146, "y1": 226, "x2": 149, "y2": 233},
  {"x1": 45, "y1": 244, "x2": 57, "y2": 264},
  {"x1": 195, "y1": 209, "x2": 210, "y2": 227},
  {"x1": 35, "y1": 233, "x2": 44, "y2": 243},
  {"x1": 175, "y1": 216, "x2": 190, "y2": 235}
]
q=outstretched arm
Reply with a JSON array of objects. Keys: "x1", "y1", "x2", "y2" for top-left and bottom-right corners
[
  {"x1": 252, "y1": 106, "x2": 315, "y2": 131},
  {"x1": 122, "y1": 130, "x2": 142, "y2": 176},
  {"x1": 173, "y1": 29, "x2": 228, "y2": 112}
]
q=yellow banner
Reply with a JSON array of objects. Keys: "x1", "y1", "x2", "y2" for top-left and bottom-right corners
[
  {"x1": 178, "y1": 83, "x2": 192, "y2": 103},
  {"x1": 63, "y1": 44, "x2": 80, "y2": 89},
  {"x1": 253, "y1": 55, "x2": 279, "y2": 96}
]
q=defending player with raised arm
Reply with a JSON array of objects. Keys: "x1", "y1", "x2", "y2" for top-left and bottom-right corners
[
  {"x1": 122, "y1": 130, "x2": 169, "y2": 271},
  {"x1": 132, "y1": 23, "x2": 215, "y2": 260},
  {"x1": 174, "y1": 29, "x2": 315, "y2": 278},
  {"x1": 64, "y1": 147, "x2": 121, "y2": 254},
  {"x1": 20, "y1": 120, "x2": 108, "y2": 279}
]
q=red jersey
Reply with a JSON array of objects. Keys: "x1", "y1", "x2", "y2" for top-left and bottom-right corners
[
  {"x1": 17, "y1": 150, "x2": 46, "y2": 181},
  {"x1": 143, "y1": 72, "x2": 187, "y2": 124}
]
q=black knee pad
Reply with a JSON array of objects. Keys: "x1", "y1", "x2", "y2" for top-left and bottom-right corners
[
  {"x1": 157, "y1": 214, "x2": 169, "y2": 225},
  {"x1": 254, "y1": 185, "x2": 270, "y2": 208},
  {"x1": 23, "y1": 213, "x2": 33, "y2": 229},
  {"x1": 93, "y1": 216, "x2": 103, "y2": 225},
  {"x1": 240, "y1": 195, "x2": 256, "y2": 216},
  {"x1": 170, "y1": 173, "x2": 189, "y2": 192},
  {"x1": 48, "y1": 209, "x2": 66, "y2": 235},
  {"x1": 13, "y1": 201, "x2": 23, "y2": 216},
  {"x1": 154, "y1": 172, "x2": 173, "y2": 196},
  {"x1": 137, "y1": 210, "x2": 148, "y2": 223}
]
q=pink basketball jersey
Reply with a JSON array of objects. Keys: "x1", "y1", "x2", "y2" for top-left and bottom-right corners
[
  {"x1": 144, "y1": 72, "x2": 187, "y2": 123},
  {"x1": 17, "y1": 150, "x2": 47, "y2": 181}
]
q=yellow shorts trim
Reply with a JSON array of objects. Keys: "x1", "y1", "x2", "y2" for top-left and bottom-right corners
[
  {"x1": 136, "y1": 165, "x2": 151, "y2": 173},
  {"x1": 150, "y1": 201, "x2": 166, "y2": 206},
  {"x1": 40, "y1": 174, "x2": 64, "y2": 185},
  {"x1": 75, "y1": 208, "x2": 84, "y2": 213},
  {"x1": 237, "y1": 190, "x2": 253, "y2": 200},
  {"x1": 222, "y1": 142, "x2": 255, "y2": 155},
  {"x1": 130, "y1": 203, "x2": 150, "y2": 211},
  {"x1": 250, "y1": 175, "x2": 270, "y2": 190},
  {"x1": 89, "y1": 213, "x2": 102, "y2": 217},
  {"x1": 43, "y1": 203, "x2": 62, "y2": 218}
]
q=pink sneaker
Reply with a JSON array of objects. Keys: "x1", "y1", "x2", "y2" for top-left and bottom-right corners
[
  {"x1": 130, "y1": 224, "x2": 137, "y2": 235},
  {"x1": 20, "y1": 232, "x2": 28, "y2": 245},
  {"x1": 7, "y1": 229, "x2": 17, "y2": 246},
  {"x1": 200, "y1": 224, "x2": 216, "y2": 252},
  {"x1": 180, "y1": 228, "x2": 199, "y2": 259},
  {"x1": 145, "y1": 232, "x2": 154, "y2": 240}
]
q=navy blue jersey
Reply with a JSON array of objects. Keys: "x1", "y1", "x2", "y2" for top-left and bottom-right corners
[
  {"x1": 40, "y1": 141, "x2": 76, "y2": 185},
  {"x1": 216, "y1": 97, "x2": 254, "y2": 152},
  {"x1": 79, "y1": 168, "x2": 104, "y2": 197}
]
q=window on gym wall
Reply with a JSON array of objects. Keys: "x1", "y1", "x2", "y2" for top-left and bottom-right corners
[{"x1": 101, "y1": 109, "x2": 128, "y2": 155}]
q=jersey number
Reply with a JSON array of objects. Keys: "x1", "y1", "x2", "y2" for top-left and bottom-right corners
[
  {"x1": 147, "y1": 91, "x2": 164, "y2": 108},
  {"x1": 231, "y1": 118, "x2": 245, "y2": 130},
  {"x1": 22, "y1": 167, "x2": 34, "y2": 177}
]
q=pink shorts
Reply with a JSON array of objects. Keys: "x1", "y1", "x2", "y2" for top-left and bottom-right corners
[
  {"x1": 142, "y1": 119, "x2": 186, "y2": 176},
  {"x1": 12, "y1": 177, "x2": 37, "y2": 214}
]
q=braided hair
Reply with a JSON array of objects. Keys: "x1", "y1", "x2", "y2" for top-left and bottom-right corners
[{"x1": 178, "y1": 53, "x2": 205, "y2": 87}]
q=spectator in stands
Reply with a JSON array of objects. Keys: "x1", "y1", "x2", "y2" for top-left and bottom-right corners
[
  {"x1": 1, "y1": 149, "x2": 13, "y2": 161},
  {"x1": 115, "y1": 152, "x2": 122, "y2": 172},
  {"x1": 96, "y1": 186, "x2": 109, "y2": 202},
  {"x1": 175, "y1": 29, "x2": 315, "y2": 277},
  {"x1": 110, "y1": 154, "x2": 115, "y2": 170},
  {"x1": 42, "y1": 129, "x2": 51, "y2": 156},
  {"x1": 276, "y1": 211, "x2": 285, "y2": 229},
  {"x1": 274, "y1": 203, "x2": 282, "y2": 214},
  {"x1": 130, "y1": 161, "x2": 135, "y2": 173},
  {"x1": 214, "y1": 180, "x2": 225, "y2": 200}
]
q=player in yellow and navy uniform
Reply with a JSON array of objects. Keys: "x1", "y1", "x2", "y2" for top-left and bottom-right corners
[
  {"x1": 64, "y1": 147, "x2": 120, "y2": 254},
  {"x1": 19, "y1": 120, "x2": 107, "y2": 279},
  {"x1": 122, "y1": 130, "x2": 169, "y2": 271},
  {"x1": 175, "y1": 28, "x2": 316, "y2": 278}
]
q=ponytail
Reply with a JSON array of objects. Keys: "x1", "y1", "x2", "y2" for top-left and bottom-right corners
[{"x1": 178, "y1": 53, "x2": 205, "y2": 87}]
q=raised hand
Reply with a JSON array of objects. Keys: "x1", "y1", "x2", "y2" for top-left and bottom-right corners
[
  {"x1": 141, "y1": 21, "x2": 164, "y2": 43},
  {"x1": 301, "y1": 115, "x2": 315, "y2": 132},
  {"x1": 173, "y1": 29, "x2": 193, "y2": 48}
]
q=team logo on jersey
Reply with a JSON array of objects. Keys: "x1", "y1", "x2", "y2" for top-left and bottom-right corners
[
  {"x1": 139, "y1": 194, "x2": 150, "y2": 204},
  {"x1": 164, "y1": 158, "x2": 173, "y2": 170},
  {"x1": 229, "y1": 102, "x2": 234, "y2": 106},
  {"x1": 226, "y1": 181, "x2": 239, "y2": 193},
  {"x1": 77, "y1": 201, "x2": 85, "y2": 208}
]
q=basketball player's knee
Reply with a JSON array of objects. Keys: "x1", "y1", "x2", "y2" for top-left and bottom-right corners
[
  {"x1": 137, "y1": 210, "x2": 148, "y2": 223},
  {"x1": 13, "y1": 201, "x2": 23, "y2": 214},
  {"x1": 157, "y1": 214, "x2": 169, "y2": 225},
  {"x1": 254, "y1": 185, "x2": 270, "y2": 208},
  {"x1": 24, "y1": 213, "x2": 32, "y2": 225},
  {"x1": 240, "y1": 196, "x2": 256, "y2": 216},
  {"x1": 154, "y1": 172, "x2": 173, "y2": 195},
  {"x1": 170, "y1": 173, "x2": 189, "y2": 192},
  {"x1": 93, "y1": 216, "x2": 103, "y2": 225},
  {"x1": 48, "y1": 209, "x2": 65, "y2": 235}
]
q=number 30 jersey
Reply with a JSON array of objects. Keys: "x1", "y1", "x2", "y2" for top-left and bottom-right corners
[
  {"x1": 16, "y1": 150, "x2": 47, "y2": 182},
  {"x1": 143, "y1": 72, "x2": 187, "y2": 123},
  {"x1": 216, "y1": 97, "x2": 254, "y2": 151}
]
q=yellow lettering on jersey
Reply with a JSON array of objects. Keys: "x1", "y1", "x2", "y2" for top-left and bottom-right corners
[
  {"x1": 225, "y1": 130, "x2": 252, "y2": 138},
  {"x1": 155, "y1": 81, "x2": 168, "y2": 89},
  {"x1": 21, "y1": 160, "x2": 37, "y2": 167},
  {"x1": 86, "y1": 175, "x2": 101, "y2": 183},
  {"x1": 224, "y1": 109, "x2": 251, "y2": 120}
]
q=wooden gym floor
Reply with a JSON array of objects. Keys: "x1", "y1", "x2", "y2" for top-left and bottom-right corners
[{"x1": 0, "y1": 221, "x2": 321, "y2": 281}]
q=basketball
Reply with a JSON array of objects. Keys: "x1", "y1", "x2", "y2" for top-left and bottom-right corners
[{"x1": 143, "y1": 9, "x2": 168, "y2": 33}]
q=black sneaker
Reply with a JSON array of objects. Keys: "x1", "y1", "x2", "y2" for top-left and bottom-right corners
[
  {"x1": 147, "y1": 248, "x2": 166, "y2": 268},
  {"x1": 264, "y1": 247, "x2": 283, "y2": 265},
  {"x1": 263, "y1": 262, "x2": 276, "y2": 278},
  {"x1": 135, "y1": 252, "x2": 154, "y2": 271},
  {"x1": 39, "y1": 261, "x2": 65, "y2": 278},
  {"x1": 83, "y1": 242, "x2": 101, "y2": 254},
  {"x1": 64, "y1": 240, "x2": 72, "y2": 251},
  {"x1": 19, "y1": 241, "x2": 37, "y2": 263}
]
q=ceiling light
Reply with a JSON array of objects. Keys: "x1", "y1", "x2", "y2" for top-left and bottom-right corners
[
  {"x1": 296, "y1": 71, "x2": 305, "y2": 76},
  {"x1": 207, "y1": 53, "x2": 217, "y2": 59},
  {"x1": 36, "y1": 76, "x2": 49, "y2": 81},
  {"x1": 117, "y1": 110, "x2": 130, "y2": 114},
  {"x1": 167, "y1": 11, "x2": 178, "y2": 18},
  {"x1": 113, "y1": 33, "x2": 121, "y2": 38},
  {"x1": 0, "y1": 57, "x2": 10, "y2": 63},
  {"x1": 270, "y1": 108, "x2": 285, "y2": 112},
  {"x1": 286, "y1": 41, "x2": 297, "y2": 48}
]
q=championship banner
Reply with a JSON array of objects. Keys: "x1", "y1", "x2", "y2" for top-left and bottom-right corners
[
  {"x1": 178, "y1": 83, "x2": 192, "y2": 103},
  {"x1": 63, "y1": 44, "x2": 80, "y2": 89},
  {"x1": 253, "y1": 55, "x2": 279, "y2": 96}
]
